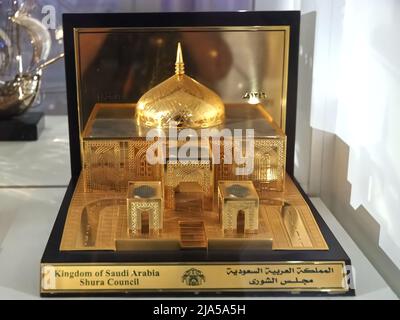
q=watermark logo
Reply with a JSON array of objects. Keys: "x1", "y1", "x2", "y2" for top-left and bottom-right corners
[
  {"x1": 146, "y1": 121, "x2": 255, "y2": 176},
  {"x1": 41, "y1": 265, "x2": 56, "y2": 290},
  {"x1": 344, "y1": 265, "x2": 356, "y2": 291},
  {"x1": 41, "y1": 5, "x2": 56, "y2": 30}
]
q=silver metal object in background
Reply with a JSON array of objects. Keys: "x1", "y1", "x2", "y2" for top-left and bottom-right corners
[
  {"x1": 0, "y1": 1, "x2": 64, "y2": 119},
  {"x1": 0, "y1": 52, "x2": 64, "y2": 118},
  {"x1": 0, "y1": 28, "x2": 12, "y2": 76},
  {"x1": 12, "y1": 9, "x2": 52, "y2": 72}
]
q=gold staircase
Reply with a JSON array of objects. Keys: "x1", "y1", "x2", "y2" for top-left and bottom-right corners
[{"x1": 179, "y1": 221, "x2": 207, "y2": 250}]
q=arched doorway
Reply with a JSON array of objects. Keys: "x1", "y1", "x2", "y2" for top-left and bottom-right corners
[
  {"x1": 237, "y1": 210, "x2": 245, "y2": 234},
  {"x1": 141, "y1": 211, "x2": 150, "y2": 235}
]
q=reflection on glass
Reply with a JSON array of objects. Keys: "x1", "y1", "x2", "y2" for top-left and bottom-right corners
[{"x1": 76, "y1": 29, "x2": 287, "y2": 131}]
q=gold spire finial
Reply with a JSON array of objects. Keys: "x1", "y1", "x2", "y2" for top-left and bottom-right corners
[{"x1": 175, "y1": 42, "x2": 185, "y2": 75}]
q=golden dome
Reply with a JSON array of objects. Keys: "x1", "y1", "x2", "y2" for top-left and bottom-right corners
[{"x1": 136, "y1": 42, "x2": 225, "y2": 128}]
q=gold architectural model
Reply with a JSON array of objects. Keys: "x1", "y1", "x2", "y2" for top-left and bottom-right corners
[{"x1": 61, "y1": 42, "x2": 328, "y2": 252}]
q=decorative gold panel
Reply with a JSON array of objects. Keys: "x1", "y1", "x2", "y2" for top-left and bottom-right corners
[
  {"x1": 252, "y1": 137, "x2": 286, "y2": 193},
  {"x1": 83, "y1": 139, "x2": 162, "y2": 192},
  {"x1": 165, "y1": 160, "x2": 214, "y2": 211},
  {"x1": 83, "y1": 140, "x2": 121, "y2": 192},
  {"x1": 41, "y1": 262, "x2": 349, "y2": 294},
  {"x1": 214, "y1": 136, "x2": 286, "y2": 195},
  {"x1": 75, "y1": 27, "x2": 290, "y2": 134}
]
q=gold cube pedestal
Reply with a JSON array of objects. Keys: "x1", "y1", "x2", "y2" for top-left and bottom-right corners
[
  {"x1": 218, "y1": 181, "x2": 259, "y2": 235},
  {"x1": 127, "y1": 181, "x2": 163, "y2": 236}
]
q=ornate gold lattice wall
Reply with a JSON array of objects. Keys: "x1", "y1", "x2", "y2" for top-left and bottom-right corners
[
  {"x1": 165, "y1": 160, "x2": 213, "y2": 211},
  {"x1": 214, "y1": 137, "x2": 286, "y2": 197},
  {"x1": 127, "y1": 181, "x2": 163, "y2": 236},
  {"x1": 128, "y1": 201, "x2": 162, "y2": 235},
  {"x1": 83, "y1": 139, "x2": 162, "y2": 192}
]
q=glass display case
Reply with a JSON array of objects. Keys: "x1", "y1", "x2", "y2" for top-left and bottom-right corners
[{"x1": 40, "y1": 11, "x2": 354, "y2": 297}]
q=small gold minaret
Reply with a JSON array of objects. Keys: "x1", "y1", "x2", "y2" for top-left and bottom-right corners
[
  {"x1": 136, "y1": 42, "x2": 225, "y2": 128},
  {"x1": 175, "y1": 42, "x2": 185, "y2": 76}
]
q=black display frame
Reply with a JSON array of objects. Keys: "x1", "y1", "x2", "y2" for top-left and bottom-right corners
[{"x1": 41, "y1": 11, "x2": 355, "y2": 297}]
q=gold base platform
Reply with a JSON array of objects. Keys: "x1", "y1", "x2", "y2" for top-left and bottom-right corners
[{"x1": 60, "y1": 174, "x2": 328, "y2": 252}]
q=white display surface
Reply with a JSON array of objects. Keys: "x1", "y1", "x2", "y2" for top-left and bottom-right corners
[{"x1": 0, "y1": 116, "x2": 70, "y2": 187}]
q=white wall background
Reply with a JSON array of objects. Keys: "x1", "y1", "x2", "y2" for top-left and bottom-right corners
[
  {"x1": 258, "y1": 0, "x2": 400, "y2": 293},
  {"x1": 299, "y1": 0, "x2": 400, "y2": 271}
]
